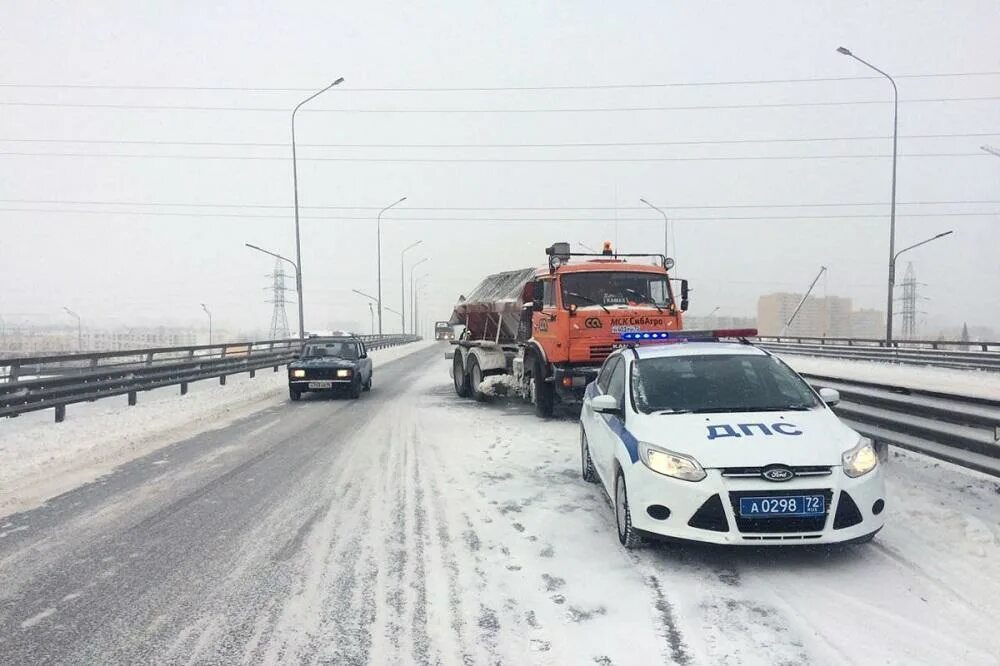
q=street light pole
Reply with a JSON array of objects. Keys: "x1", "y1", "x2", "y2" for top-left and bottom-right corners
[
  {"x1": 368, "y1": 302, "x2": 374, "y2": 334},
  {"x1": 291, "y1": 77, "x2": 344, "y2": 340},
  {"x1": 982, "y1": 145, "x2": 1000, "y2": 158},
  {"x1": 409, "y1": 257, "x2": 428, "y2": 335},
  {"x1": 63, "y1": 307, "x2": 81, "y2": 351},
  {"x1": 414, "y1": 273, "x2": 430, "y2": 339},
  {"x1": 837, "y1": 47, "x2": 898, "y2": 341},
  {"x1": 891, "y1": 231, "x2": 954, "y2": 279},
  {"x1": 639, "y1": 198, "x2": 669, "y2": 260},
  {"x1": 201, "y1": 303, "x2": 212, "y2": 345},
  {"x1": 400, "y1": 240, "x2": 423, "y2": 333},
  {"x1": 376, "y1": 196, "x2": 407, "y2": 336}
]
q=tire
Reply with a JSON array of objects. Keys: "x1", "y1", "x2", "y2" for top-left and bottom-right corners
[
  {"x1": 581, "y1": 428, "x2": 598, "y2": 483},
  {"x1": 532, "y1": 357, "x2": 555, "y2": 418},
  {"x1": 615, "y1": 469, "x2": 642, "y2": 549},
  {"x1": 364, "y1": 372, "x2": 372, "y2": 391},
  {"x1": 469, "y1": 357, "x2": 487, "y2": 402},
  {"x1": 453, "y1": 353, "x2": 470, "y2": 398},
  {"x1": 349, "y1": 377, "x2": 362, "y2": 399},
  {"x1": 289, "y1": 387, "x2": 301, "y2": 401}
]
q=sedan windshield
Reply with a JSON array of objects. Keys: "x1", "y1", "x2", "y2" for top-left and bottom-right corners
[
  {"x1": 631, "y1": 353, "x2": 820, "y2": 414},
  {"x1": 302, "y1": 341, "x2": 358, "y2": 359},
  {"x1": 561, "y1": 271, "x2": 672, "y2": 309}
]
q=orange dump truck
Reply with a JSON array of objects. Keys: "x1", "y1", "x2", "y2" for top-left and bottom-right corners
[{"x1": 448, "y1": 241, "x2": 688, "y2": 417}]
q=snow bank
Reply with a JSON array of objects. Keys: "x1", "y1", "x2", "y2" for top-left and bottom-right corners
[
  {"x1": 781, "y1": 354, "x2": 1000, "y2": 399},
  {"x1": 0, "y1": 340, "x2": 434, "y2": 517}
]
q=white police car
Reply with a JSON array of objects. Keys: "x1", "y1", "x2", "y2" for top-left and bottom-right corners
[{"x1": 579, "y1": 329, "x2": 886, "y2": 547}]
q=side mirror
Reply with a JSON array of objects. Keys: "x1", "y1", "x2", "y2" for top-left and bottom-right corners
[
  {"x1": 680, "y1": 279, "x2": 690, "y2": 312},
  {"x1": 818, "y1": 387, "x2": 840, "y2": 406},
  {"x1": 592, "y1": 394, "x2": 621, "y2": 414},
  {"x1": 291, "y1": 352, "x2": 301, "y2": 360}
]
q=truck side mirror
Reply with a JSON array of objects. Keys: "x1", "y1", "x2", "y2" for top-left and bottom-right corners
[{"x1": 680, "y1": 279, "x2": 690, "y2": 312}]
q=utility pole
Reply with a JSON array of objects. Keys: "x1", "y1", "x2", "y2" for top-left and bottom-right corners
[
  {"x1": 400, "y1": 240, "x2": 423, "y2": 333},
  {"x1": 63, "y1": 307, "x2": 82, "y2": 351},
  {"x1": 201, "y1": 303, "x2": 212, "y2": 345},
  {"x1": 245, "y1": 243, "x2": 300, "y2": 338},
  {"x1": 837, "y1": 47, "x2": 898, "y2": 341},
  {"x1": 376, "y1": 196, "x2": 407, "y2": 336},
  {"x1": 290, "y1": 77, "x2": 344, "y2": 340},
  {"x1": 898, "y1": 262, "x2": 918, "y2": 339},
  {"x1": 781, "y1": 266, "x2": 827, "y2": 336},
  {"x1": 266, "y1": 259, "x2": 293, "y2": 339}
]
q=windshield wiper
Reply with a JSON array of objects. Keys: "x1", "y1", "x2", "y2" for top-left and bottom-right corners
[
  {"x1": 754, "y1": 404, "x2": 814, "y2": 411},
  {"x1": 655, "y1": 408, "x2": 692, "y2": 414},
  {"x1": 692, "y1": 404, "x2": 813, "y2": 413},
  {"x1": 624, "y1": 288, "x2": 664, "y2": 314},
  {"x1": 565, "y1": 292, "x2": 610, "y2": 313}
]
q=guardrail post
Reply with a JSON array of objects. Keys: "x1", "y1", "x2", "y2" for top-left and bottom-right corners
[
  {"x1": 180, "y1": 382, "x2": 188, "y2": 395},
  {"x1": 128, "y1": 391, "x2": 137, "y2": 406},
  {"x1": 249, "y1": 369, "x2": 256, "y2": 378},
  {"x1": 55, "y1": 405, "x2": 66, "y2": 422},
  {"x1": 8, "y1": 362, "x2": 19, "y2": 383},
  {"x1": 219, "y1": 375, "x2": 227, "y2": 386},
  {"x1": 146, "y1": 352, "x2": 155, "y2": 366}
]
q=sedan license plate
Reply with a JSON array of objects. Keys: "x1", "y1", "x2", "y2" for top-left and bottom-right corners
[
  {"x1": 307, "y1": 381, "x2": 333, "y2": 389},
  {"x1": 739, "y1": 495, "x2": 825, "y2": 518}
]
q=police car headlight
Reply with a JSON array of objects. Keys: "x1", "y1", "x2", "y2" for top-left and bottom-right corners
[
  {"x1": 842, "y1": 436, "x2": 878, "y2": 478},
  {"x1": 639, "y1": 443, "x2": 706, "y2": 482},
  {"x1": 291, "y1": 369, "x2": 306, "y2": 378}
]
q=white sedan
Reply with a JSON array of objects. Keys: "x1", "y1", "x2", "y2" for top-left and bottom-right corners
[{"x1": 579, "y1": 338, "x2": 886, "y2": 547}]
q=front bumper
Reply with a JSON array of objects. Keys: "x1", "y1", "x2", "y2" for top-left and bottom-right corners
[
  {"x1": 552, "y1": 365, "x2": 601, "y2": 400},
  {"x1": 624, "y1": 463, "x2": 886, "y2": 546}
]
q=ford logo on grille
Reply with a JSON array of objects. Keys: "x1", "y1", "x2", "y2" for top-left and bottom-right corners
[{"x1": 761, "y1": 465, "x2": 795, "y2": 482}]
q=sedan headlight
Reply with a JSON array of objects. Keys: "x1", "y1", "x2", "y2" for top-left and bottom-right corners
[
  {"x1": 336, "y1": 369, "x2": 352, "y2": 378},
  {"x1": 842, "y1": 436, "x2": 878, "y2": 478},
  {"x1": 639, "y1": 443, "x2": 706, "y2": 482},
  {"x1": 291, "y1": 369, "x2": 306, "y2": 378}
]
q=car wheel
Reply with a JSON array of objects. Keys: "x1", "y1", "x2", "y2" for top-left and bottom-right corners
[
  {"x1": 532, "y1": 357, "x2": 555, "y2": 418},
  {"x1": 289, "y1": 387, "x2": 301, "y2": 402},
  {"x1": 469, "y1": 357, "x2": 487, "y2": 402},
  {"x1": 615, "y1": 469, "x2": 642, "y2": 549},
  {"x1": 453, "y1": 354, "x2": 470, "y2": 398},
  {"x1": 581, "y1": 428, "x2": 598, "y2": 483},
  {"x1": 350, "y1": 377, "x2": 362, "y2": 399},
  {"x1": 364, "y1": 373, "x2": 372, "y2": 391}
]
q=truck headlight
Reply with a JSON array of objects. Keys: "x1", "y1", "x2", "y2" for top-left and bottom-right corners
[
  {"x1": 336, "y1": 369, "x2": 352, "y2": 378},
  {"x1": 639, "y1": 443, "x2": 706, "y2": 482},
  {"x1": 842, "y1": 436, "x2": 878, "y2": 478},
  {"x1": 291, "y1": 369, "x2": 306, "y2": 378}
]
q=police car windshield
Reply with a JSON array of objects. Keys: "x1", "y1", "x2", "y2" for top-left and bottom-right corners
[
  {"x1": 302, "y1": 341, "x2": 358, "y2": 359},
  {"x1": 631, "y1": 353, "x2": 820, "y2": 414},
  {"x1": 561, "y1": 272, "x2": 671, "y2": 309}
]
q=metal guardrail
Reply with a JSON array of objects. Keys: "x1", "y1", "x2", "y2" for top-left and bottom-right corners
[
  {"x1": 803, "y1": 373, "x2": 1000, "y2": 478},
  {"x1": 1, "y1": 334, "x2": 418, "y2": 422},
  {"x1": 755, "y1": 336, "x2": 1000, "y2": 371}
]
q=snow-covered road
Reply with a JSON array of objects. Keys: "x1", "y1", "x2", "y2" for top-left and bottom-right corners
[{"x1": 1, "y1": 342, "x2": 998, "y2": 665}]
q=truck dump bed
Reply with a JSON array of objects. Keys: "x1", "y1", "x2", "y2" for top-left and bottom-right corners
[{"x1": 449, "y1": 267, "x2": 536, "y2": 342}]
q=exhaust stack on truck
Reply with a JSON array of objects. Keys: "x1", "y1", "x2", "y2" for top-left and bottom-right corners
[{"x1": 448, "y1": 241, "x2": 688, "y2": 417}]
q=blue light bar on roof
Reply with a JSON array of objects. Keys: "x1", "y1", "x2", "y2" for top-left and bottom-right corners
[
  {"x1": 620, "y1": 331, "x2": 674, "y2": 341},
  {"x1": 618, "y1": 328, "x2": 758, "y2": 343}
]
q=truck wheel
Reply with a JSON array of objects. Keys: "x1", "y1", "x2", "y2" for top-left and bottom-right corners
[
  {"x1": 453, "y1": 354, "x2": 470, "y2": 398},
  {"x1": 469, "y1": 357, "x2": 488, "y2": 402},
  {"x1": 532, "y1": 358, "x2": 555, "y2": 418},
  {"x1": 289, "y1": 387, "x2": 302, "y2": 401}
]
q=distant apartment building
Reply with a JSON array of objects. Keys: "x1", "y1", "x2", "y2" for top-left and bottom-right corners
[
  {"x1": 0, "y1": 326, "x2": 199, "y2": 356},
  {"x1": 757, "y1": 293, "x2": 875, "y2": 338},
  {"x1": 683, "y1": 315, "x2": 757, "y2": 331}
]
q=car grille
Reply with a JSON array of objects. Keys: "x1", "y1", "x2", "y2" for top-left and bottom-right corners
[
  {"x1": 589, "y1": 345, "x2": 614, "y2": 361},
  {"x1": 300, "y1": 368, "x2": 350, "y2": 380},
  {"x1": 728, "y1": 488, "x2": 833, "y2": 534},
  {"x1": 720, "y1": 465, "x2": 832, "y2": 479}
]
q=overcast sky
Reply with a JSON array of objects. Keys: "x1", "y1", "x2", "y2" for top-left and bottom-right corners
[{"x1": 1, "y1": 1, "x2": 998, "y2": 337}]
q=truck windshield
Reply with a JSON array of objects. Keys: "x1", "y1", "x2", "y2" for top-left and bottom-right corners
[
  {"x1": 631, "y1": 354, "x2": 820, "y2": 414},
  {"x1": 561, "y1": 272, "x2": 672, "y2": 309}
]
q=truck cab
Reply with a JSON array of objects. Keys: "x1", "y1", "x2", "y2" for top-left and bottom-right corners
[
  {"x1": 448, "y1": 241, "x2": 690, "y2": 418},
  {"x1": 519, "y1": 242, "x2": 687, "y2": 410}
]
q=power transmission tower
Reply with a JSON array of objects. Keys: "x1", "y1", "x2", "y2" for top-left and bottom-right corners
[
  {"x1": 265, "y1": 259, "x2": 294, "y2": 339},
  {"x1": 898, "y1": 262, "x2": 918, "y2": 339}
]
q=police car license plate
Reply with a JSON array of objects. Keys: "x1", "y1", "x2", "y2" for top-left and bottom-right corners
[
  {"x1": 308, "y1": 381, "x2": 333, "y2": 389},
  {"x1": 739, "y1": 495, "x2": 825, "y2": 518}
]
